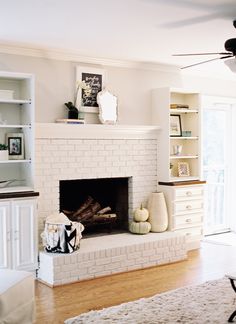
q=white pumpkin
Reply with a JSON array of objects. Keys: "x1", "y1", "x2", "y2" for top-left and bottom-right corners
[
  {"x1": 129, "y1": 221, "x2": 151, "y2": 234},
  {"x1": 134, "y1": 204, "x2": 149, "y2": 222}
]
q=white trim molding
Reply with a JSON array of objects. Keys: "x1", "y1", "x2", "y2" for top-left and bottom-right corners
[
  {"x1": 35, "y1": 123, "x2": 160, "y2": 140},
  {"x1": 0, "y1": 43, "x2": 180, "y2": 72}
]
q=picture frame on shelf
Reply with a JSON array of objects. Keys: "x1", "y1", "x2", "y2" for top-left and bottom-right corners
[
  {"x1": 178, "y1": 162, "x2": 190, "y2": 177},
  {"x1": 6, "y1": 133, "x2": 24, "y2": 160},
  {"x1": 170, "y1": 114, "x2": 182, "y2": 137},
  {"x1": 76, "y1": 66, "x2": 106, "y2": 113}
]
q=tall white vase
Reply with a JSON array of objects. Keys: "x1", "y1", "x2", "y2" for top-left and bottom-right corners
[{"x1": 147, "y1": 192, "x2": 168, "y2": 232}]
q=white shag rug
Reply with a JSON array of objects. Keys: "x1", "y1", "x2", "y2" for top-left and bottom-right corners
[{"x1": 65, "y1": 277, "x2": 236, "y2": 324}]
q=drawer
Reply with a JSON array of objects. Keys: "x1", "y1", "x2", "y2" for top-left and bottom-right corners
[
  {"x1": 175, "y1": 226, "x2": 203, "y2": 242},
  {"x1": 174, "y1": 186, "x2": 204, "y2": 201},
  {"x1": 173, "y1": 213, "x2": 203, "y2": 230},
  {"x1": 174, "y1": 200, "x2": 203, "y2": 214}
]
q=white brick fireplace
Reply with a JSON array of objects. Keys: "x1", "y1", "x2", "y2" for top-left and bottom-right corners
[
  {"x1": 35, "y1": 124, "x2": 187, "y2": 286},
  {"x1": 35, "y1": 124, "x2": 160, "y2": 236}
]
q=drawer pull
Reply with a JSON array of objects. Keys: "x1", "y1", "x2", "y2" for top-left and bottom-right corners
[
  {"x1": 186, "y1": 218, "x2": 192, "y2": 223},
  {"x1": 186, "y1": 233, "x2": 191, "y2": 236},
  {"x1": 186, "y1": 191, "x2": 192, "y2": 196},
  {"x1": 186, "y1": 205, "x2": 192, "y2": 210}
]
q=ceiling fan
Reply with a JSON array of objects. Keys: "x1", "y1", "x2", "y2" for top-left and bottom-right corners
[{"x1": 173, "y1": 20, "x2": 236, "y2": 71}]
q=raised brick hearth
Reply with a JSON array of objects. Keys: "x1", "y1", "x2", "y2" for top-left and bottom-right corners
[
  {"x1": 35, "y1": 125, "x2": 186, "y2": 286},
  {"x1": 38, "y1": 232, "x2": 187, "y2": 286}
]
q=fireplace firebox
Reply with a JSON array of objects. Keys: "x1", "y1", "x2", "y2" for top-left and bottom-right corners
[{"x1": 59, "y1": 177, "x2": 129, "y2": 236}]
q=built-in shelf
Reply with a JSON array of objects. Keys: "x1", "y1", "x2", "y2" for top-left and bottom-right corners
[
  {"x1": 0, "y1": 99, "x2": 31, "y2": 104},
  {"x1": 170, "y1": 136, "x2": 198, "y2": 140},
  {"x1": 0, "y1": 159, "x2": 31, "y2": 164},
  {"x1": 170, "y1": 155, "x2": 198, "y2": 159},
  {"x1": 152, "y1": 87, "x2": 201, "y2": 182},
  {"x1": 170, "y1": 176, "x2": 200, "y2": 182},
  {"x1": 0, "y1": 125, "x2": 31, "y2": 128},
  {"x1": 170, "y1": 109, "x2": 198, "y2": 113}
]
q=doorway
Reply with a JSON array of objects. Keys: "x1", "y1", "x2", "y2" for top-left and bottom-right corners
[{"x1": 202, "y1": 97, "x2": 234, "y2": 235}]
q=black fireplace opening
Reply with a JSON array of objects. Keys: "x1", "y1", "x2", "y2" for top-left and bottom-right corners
[{"x1": 59, "y1": 177, "x2": 129, "y2": 236}]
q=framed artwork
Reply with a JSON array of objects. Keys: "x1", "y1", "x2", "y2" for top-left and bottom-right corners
[
  {"x1": 6, "y1": 133, "x2": 24, "y2": 160},
  {"x1": 170, "y1": 114, "x2": 182, "y2": 137},
  {"x1": 76, "y1": 66, "x2": 106, "y2": 113},
  {"x1": 178, "y1": 162, "x2": 190, "y2": 177}
]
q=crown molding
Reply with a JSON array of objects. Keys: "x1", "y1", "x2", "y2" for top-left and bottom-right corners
[{"x1": 0, "y1": 42, "x2": 180, "y2": 72}]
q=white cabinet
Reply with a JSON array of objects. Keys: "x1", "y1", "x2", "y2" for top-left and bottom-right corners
[
  {"x1": 152, "y1": 87, "x2": 201, "y2": 182},
  {"x1": 158, "y1": 183, "x2": 204, "y2": 250},
  {"x1": 0, "y1": 197, "x2": 38, "y2": 271},
  {"x1": 0, "y1": 71, "x2": 35, "y2": 192}
]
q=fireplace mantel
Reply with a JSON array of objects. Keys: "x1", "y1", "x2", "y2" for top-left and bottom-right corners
[{"x1": 35, "y1": 123, "x2": 160, "y2": 139}]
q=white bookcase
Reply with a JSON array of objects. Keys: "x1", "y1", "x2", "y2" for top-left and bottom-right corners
[
  {"x1": 151, "y1": 87, "x2": 202, "y2": 182},
  {"x1": 0, "y1": 71, "x2": 34, "y2": 192},
  {"x1": 0, "y1": 71, "x2": 39, "y2": 271}
]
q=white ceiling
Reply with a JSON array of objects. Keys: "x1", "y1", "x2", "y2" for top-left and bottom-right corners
[{"x1": 1, "y1": 0, "x2": 236, "y2": 76}]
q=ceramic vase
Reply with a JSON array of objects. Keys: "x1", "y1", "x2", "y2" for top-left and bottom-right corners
[
  {"x1": 0, "y1": 150, "x2": 8, "y2": 161},
  {"x1": 147, "y1": 192, "x2": 168, "y2": 232}
]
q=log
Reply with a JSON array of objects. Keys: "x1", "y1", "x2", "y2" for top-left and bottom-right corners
[
  {"x1": 62, "y1": 209, "x2": 74, "y2": 217},
  {"x1": 73, "y1": 196, "x2": 94, "y2": 218},
  {"x1": 92, "y1": 213, "x2": 117, "y2": 222},
  {"x1": 97, "y1": 206, "x2": 112, "y2": 215},
  {"x1": 74, "y1": 201, "x2": 101, "y2": 222}
]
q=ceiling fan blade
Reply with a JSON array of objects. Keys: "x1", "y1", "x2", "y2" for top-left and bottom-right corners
[
  {"x1": 160, "y1": 13, "x2": 221, "y2": 28},
  {"x1": 181, "y1": 55, "x2": 233, "y2": 69},
  {"x1": 173, "y1": 52, "x2": 232, "y2": 56}
]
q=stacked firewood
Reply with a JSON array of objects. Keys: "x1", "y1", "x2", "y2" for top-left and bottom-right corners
[{"x1": 63, "y1": 196, "x2": 117, "y2": 224}]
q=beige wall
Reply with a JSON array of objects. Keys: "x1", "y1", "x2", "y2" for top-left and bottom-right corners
[{"x1": 0, "y1": 52, "x2": 236, "y2": 124}]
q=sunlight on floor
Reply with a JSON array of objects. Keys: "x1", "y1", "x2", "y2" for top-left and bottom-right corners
[{"x1": 203, "y1": 232, "x2": 236, "y2": 246}]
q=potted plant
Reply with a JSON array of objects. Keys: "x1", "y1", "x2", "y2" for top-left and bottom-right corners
[
  {"x1": 65, "y1": 81, "x2": 91, "y2": 119},
  {"x1": 0, "y1": 144, "x2": 8, "y2": 160},
  {"x1": 169, "y1": 162, "x2": 173, "y2": 177}
]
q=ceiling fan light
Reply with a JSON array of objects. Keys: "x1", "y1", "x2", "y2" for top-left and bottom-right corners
[{"x1": 224, "y1": 58, "x2": 236, "y2": 72}]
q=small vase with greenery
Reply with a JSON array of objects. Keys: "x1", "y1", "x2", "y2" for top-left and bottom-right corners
[
  {"x1": 0, "y1": 144, "x2": 8, "y2": 161},
  {"x1": 65, "y1": 81, "x2": 91, "y2": 120}
]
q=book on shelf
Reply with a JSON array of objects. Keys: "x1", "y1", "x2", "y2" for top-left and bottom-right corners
[
  {"x1": 170, "y1": 103, "x2": 189, "y2": 109},
  {"x1": 56, "y1": 118, "x2": 85, "y2": 124}
]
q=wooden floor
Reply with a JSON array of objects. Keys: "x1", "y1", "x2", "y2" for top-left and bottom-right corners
[{"x1": 35, "y1": 242, "x2": 236, "y2": 323}]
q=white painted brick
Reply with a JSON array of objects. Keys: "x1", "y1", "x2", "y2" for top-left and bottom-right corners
[
  {"x1": 70, "y1": 270, "x2": 80, "y2": 277},
  {"x1": 142, "y1": 261, "x2": 157, "y2": 268},
  {"x1": 96, "y1": 258, "x2": 111, "y2": 266},
  {"x1": 142, "y1": 249, "x2": 155, "y2": 257},
  {"x1": 79, "y1": 260, "x2": 95, "y2": 268},
  {"x1": 127, "y1": 245, "x2": 136, "y2": 253},
  {"x1": 95, "y1": 270, "x2": 111, "y2": 277},
  {"x1": 104, "y1": 262, "x2": 121, "y2": 271},
  {"x1": 128, "y1": 252, "x2": 142, "y2": 259},
  {"x1": 88, "y1": 265, "x2": 105, "y2": 274},
  {"x1": 61, "y1": 263, "x2": 77, "y2": 272},
  {"x1": 78, "y1": 274, "x2": 95, "y2": 281},
  {"x1": 111, "y1": 255, "x2": 127, "y2": 262},
  {"x1": 127, "y1": 264, "x2": 142, "y2": 271},
  {"x1": 77, "y1": 268, "x2": 89, "y2": 276},
  {"x1": 136, "y1": 256, "x2": 149, "y2": 264}
]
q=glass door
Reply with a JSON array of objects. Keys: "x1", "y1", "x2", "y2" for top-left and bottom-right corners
[{"x1": 202, "y1": 101, "x2": 232, "y2": 235}]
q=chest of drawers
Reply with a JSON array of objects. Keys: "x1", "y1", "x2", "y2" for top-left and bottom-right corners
[{"x1": 157, "y1": 183, "x2": 205, "y2": 250}]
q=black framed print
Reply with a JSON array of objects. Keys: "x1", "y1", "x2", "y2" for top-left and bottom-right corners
[
  {"x1": 170, "y1": 114, "x2": 182, "y2": 137},
  {"x1": 6, "y1": 133, "x2": 24, "y2": 160},
  {"x1": 76, "y1": 66, "x2": 106, "y2": 113}
]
